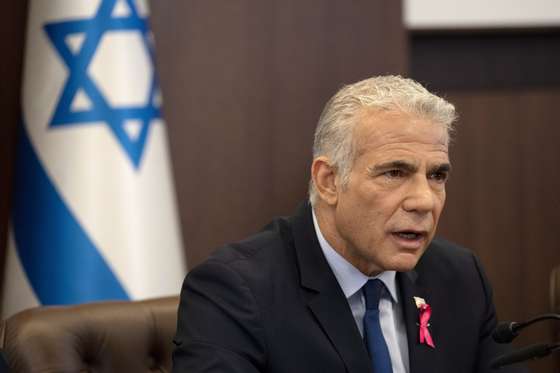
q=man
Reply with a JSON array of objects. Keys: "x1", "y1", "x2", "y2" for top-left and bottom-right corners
[{"x1": 172, "y1": 76, "x2": 524, "y2": 372}]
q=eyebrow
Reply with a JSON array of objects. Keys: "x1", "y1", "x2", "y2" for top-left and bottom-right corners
[
  {"x1": 370, "y1": 160, "x2": 417, "y2": 174},
  {"x1": 429, "y1": 163, "x2": 452, "y2": 174},
  {"x1": 369, "y1": 160, "x2": 453, "y2": 174}
]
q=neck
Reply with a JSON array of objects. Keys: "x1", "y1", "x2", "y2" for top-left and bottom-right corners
[{"x1": 313, "y1": 203, "x2": 382, "y2": 276}]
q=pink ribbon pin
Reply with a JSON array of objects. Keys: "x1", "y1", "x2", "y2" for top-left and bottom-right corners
[{"x1": 418, "y1": 303, "x2": 435, "y2": 348}]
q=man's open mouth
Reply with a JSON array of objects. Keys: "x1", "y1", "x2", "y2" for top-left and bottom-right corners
[{"x1": 392, "y1": 231, "x2": 426, "y2": 240}]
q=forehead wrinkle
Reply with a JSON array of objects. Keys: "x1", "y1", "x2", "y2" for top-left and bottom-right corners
[
  {"x1": 373, "y1": 140, "x2": 449, "y2": 152},
  {"x1": 362, "y1": 143, "x2": 450, "y2": 166},
  {"x1": 354, "y1": 125, "x2": 449, "y2": 155},
  {"x1": 352, "y1": 110, "x2": 450, "y2": 164}
]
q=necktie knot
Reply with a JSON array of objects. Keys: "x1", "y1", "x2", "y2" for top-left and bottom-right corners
[{"x1": 363, "y1": 279, "x2": 385, "y2": 310}]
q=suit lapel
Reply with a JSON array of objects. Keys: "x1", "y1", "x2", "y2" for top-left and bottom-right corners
[
  {"x1": 398, "y1": 270, "x2": 437, "y2": 373},
  {"x1": 291, "y1": 203, "x2": 371, "y2": 373},
  {"x1": 306, "y1": 286, "x2": 371, "y2": 373}
]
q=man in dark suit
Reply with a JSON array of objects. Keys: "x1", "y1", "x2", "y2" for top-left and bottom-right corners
[{"x1": 172, "y1": 76, "x2": 525, "y2": 372}]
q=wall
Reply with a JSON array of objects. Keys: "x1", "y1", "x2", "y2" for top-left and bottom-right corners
[
  {"x1": 149, "y1": 0, "x2": 407, "y2": 267},
  {"x1": 2, "y1": 1, "x2": 559, "y2": 371},
  {"x1": 411, "y1": 30, "x2": 560, "y2": 372},
  {"x1": 404, "y1": 0, "x2": 560, "y2": 29},
  {"x1": 0, "y1": 0, "x2": 406, "y2": 286},
  {"x1": 0, "y1": 2, "x2": 27, "y2": 294}
]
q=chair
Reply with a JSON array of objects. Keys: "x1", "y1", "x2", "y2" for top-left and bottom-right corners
[
  {"x1": 0, "y1": 296, "x2": 179, "y2": 373},
  {"x1": 551, "y1": 265, "x2": 560, "y2": 371}
]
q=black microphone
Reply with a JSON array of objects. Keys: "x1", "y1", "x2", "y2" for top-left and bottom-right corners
[
  {"x1": 493, "y1": 322, "x2": 522, "y2": 343},
  {"x1": 490, "y1": 343, "x2": 560, "y2": 369},
  {"x1": 493, "y1": 313, "x2": 560, "y2": 344}
]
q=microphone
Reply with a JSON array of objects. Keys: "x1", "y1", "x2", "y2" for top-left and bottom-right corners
[
  {"x1": 492, "y1": 322, "x2": 522, "y2": 344},
  {"x1": 490, "y1": 343, "x2": 560, "y2": 369},
  {"x1": 493, "y1": 313, "x2": 560, "y2": 344}
]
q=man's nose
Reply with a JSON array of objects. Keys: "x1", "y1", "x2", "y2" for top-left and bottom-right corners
[{"x1": 402, "y1": 176, "x2": 436, "y2": 213}]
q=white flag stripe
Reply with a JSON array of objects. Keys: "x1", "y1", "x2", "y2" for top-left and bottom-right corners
[
  {"x1": 2, "y1": 228, "x2": 40, "y2": 317},
  {"x1": 4, "y1": 0, "x2": 186, "y2": 316}
]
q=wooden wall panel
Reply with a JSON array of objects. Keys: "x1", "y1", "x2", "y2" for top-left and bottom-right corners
[
  {"x1": 437, "y1": 89, "x2": 560, "y2": 373},
  {"x1": 411, "y1": 31, "x2": 560, "y2": 372},
  {"x1": 439, "y1": 92, "x2": 526, "y2": 319},
  {"x1": 0, "y1": 1, "x2": 27, "y2": 295},
  {"x1": 149, "y1": 0, "x2": 407, "y2": 267},
  {"x1": 517, "y1": 91, "x2": 560, "y2": 373}
]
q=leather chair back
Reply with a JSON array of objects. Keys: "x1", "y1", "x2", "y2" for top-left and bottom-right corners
[
  {"x1": 551, "y1": 265, "x2": 560, "y2": 371},
  {"x1": 552, "y1": 265, "x2": 560, "y2": 314},
  {"x1": 0, "y1": 296, "x2": 179, "y2": 373}
]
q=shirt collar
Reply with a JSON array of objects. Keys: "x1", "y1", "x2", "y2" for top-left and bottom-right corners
[{"x1": 312, "y1": 209, "x2": 398, "y2": 303}]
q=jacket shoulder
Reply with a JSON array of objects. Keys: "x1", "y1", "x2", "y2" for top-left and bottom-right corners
[
  {"x1": 206, "y1": 216, "x2": 294, "y2": 266},
  {"x1": 420, "y1": 236, "x2": 476, "y2": 267},
  {"x1": 415, "y1": 236, "x2": 489, "y2": 291}
]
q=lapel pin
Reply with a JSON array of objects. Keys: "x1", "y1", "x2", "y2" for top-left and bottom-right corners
[
  {"x1": 413, "y1": 296, "x2": 426, "y2": 308},
  {"x1": 414, "y1": 296, "x2": 435, "y2": 348}
]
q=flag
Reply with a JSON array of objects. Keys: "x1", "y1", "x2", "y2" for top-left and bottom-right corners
[{"x1": 2, "y1": 0, "x2": 185, "y2": 317}]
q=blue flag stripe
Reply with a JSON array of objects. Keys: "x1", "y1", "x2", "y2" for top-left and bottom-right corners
[{"x1": 12, "y1": 122, "x2": 130, "y2": 304}]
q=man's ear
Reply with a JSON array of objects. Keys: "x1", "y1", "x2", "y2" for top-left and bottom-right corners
[{"x1": 311, "y1": 157, "x2": 338, "y2": 205}]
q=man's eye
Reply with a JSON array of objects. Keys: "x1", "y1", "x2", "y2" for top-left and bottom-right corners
[
  {"x1": 429, "y1": 171, "x2": 449, "y2": 183},
  {"x1": 384, "y1": 169, "x2": 404, "y2": 178}
]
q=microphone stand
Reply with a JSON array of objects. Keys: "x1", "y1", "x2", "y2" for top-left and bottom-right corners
[
  {"x1": 518, "y1": 313, "x2": 560, "y2": 330},
  {"x1": 491, "y1": 342, "x2": 560, "y2": 369},
  {"x1": 491, "y1": 313, "x2": 560, "y2": 369}
]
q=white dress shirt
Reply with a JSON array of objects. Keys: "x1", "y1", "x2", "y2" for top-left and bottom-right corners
[{"x1": 312, "y1": 211, "x2": 410, "y2": 373}]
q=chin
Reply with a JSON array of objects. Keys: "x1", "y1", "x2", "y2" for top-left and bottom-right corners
[{"x1": 386, "y1": 254, "x2": 421, "y2": 272}]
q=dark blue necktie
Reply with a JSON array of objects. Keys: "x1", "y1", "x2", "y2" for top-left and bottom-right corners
[{"x1": 363, "y1": 279, "x2": 393, "y2": 373}]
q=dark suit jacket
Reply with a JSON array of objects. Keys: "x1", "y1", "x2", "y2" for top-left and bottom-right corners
[{"x1": 173, "y1": 203, "x2": 525, "y2": 372}]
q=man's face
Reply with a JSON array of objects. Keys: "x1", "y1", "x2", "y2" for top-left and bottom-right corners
[{"x1": 332, "y1": 109, "x2": 450, "y2": 275}]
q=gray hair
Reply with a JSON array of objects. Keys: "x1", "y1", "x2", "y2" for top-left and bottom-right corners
[{"x1": 309, "y1": 75, "x2": 457, "y2": 206}]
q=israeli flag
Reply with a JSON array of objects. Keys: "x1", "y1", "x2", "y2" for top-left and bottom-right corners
[{"x1": 2, "y1": 0, "x2": 186, "y2": 317}]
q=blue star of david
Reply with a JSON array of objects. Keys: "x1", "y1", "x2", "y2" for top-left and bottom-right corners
[{"x1": 44, "y1": 0, "x2": 161, "y2": 168}]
